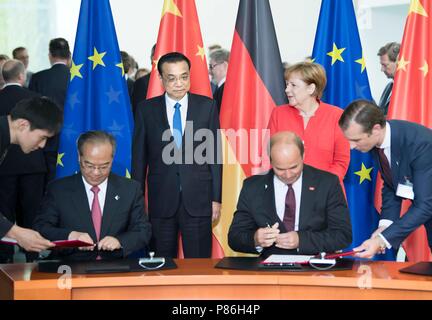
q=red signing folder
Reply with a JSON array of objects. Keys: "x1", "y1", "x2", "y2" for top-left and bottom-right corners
[
  {"x1": 51, "y1": 240, "x2": 94, "y2": 249},
  {"x1": 1, "y1": 237, "x2": 94, "y2": 249}
]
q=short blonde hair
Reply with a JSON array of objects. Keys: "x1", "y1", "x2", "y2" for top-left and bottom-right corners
[{"x1": 284, "y1": 62, "x2": 327, "y2": 99}]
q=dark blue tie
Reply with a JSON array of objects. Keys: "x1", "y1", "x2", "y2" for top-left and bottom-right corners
[{"x1": 173, "y1": 102, "x2": 182, "y2": 148}]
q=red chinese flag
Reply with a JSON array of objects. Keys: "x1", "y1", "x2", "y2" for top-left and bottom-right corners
[
  {"x1": 148, "y1": 0, "x2": 222, "y2": 258},
  {"x1": 387, "y1": 0, "x2": 432, "y2": 262},
  {"x1": 214, "y1": 0, "x2": 288, "y2": 256},
  {"x1": 147, "y1": 0, "x2": 212, "y2": 99}
]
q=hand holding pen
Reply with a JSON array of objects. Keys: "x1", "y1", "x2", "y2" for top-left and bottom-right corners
[{"x1": 254, "y1": 222, "x2": 280, "y2": 248}]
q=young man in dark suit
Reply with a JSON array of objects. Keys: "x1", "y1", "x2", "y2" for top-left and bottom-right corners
[
  {"x1": 0, "y1": 96, "x2": 63, "y2": 260},
  {"x1": 340, "y1": 99, "x2": 432, "y2": 259},
  {"x1": 132, "y1": 52, "x2": 222, "y2": 258},
  {"x1": 0, "y1": 59, "x2": 47, "y2": 262},
  {"x1": 228, "y1": 131, "x2": 352, "y2": 256},
  {"x1": 34, "y1": 131, "x2": 151, "y2": 261}
]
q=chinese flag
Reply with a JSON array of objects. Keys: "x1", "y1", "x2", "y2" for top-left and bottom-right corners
[
  {"x1": 149, "y1": 0, "x2": 223, "y2": 258},
  {"x1": 147, "y1": 0, "x2": 212, "y2": 99},
  {"x1": 387, "y1": 0, "x2": 432, "y2": 262},
  {"x1": 214, "y1": 0, "x2": 288, "y2": 256}
]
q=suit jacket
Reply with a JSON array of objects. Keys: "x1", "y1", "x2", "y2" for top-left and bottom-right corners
[
  {"x1": 131, "y1": 73, "x2": 150, "y2": 116},
  {"x1": 29, "y1": 63, "x2": 69, "y2": 108},
  {"x1": 372, "y1": 120, "x2": 432, "y2": 248},
  {"x1": 0, "y1": 85, "x2": 46, "y2": 174},
  {"x1": 132, "y1": 93, "x2": 222, "y2": 219},
  {"x1": 378, "y1": 82, "x2": 393, "y2": 116},
  {"x1": 0, "y1": 116, "x2": 13, "y2": 237},
  {"x1": 213, "y1": 83, "x2": 224, "y2": 114},
  {"x1": 228, "y1": 166, "x2": 352, "y2": 256},
  {"x1": 33, "y1": 173, "x2": 152, "y2": 261}
]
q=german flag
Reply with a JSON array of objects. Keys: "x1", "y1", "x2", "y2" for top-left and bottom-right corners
[{"x1": 215, "y1": 0, "x2": 288, "y2": 256}]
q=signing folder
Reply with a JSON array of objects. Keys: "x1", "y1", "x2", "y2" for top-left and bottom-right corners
[{"x1": 0, "y1": 237, "x2": 94, "y2": 249}]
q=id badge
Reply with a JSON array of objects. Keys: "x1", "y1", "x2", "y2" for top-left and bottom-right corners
[{"x1": 396, "y1": 181, "x2": 414, "y2": 200}]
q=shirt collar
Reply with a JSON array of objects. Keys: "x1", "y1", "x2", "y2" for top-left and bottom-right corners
[
  {"x1": 217, "y1": 78, "x2": 226, "y2": 88},
  {"x1": 3, "y1": 83, "x2": 22, "y2": 88},
  {"x1": 81, "y1": 175, "x2": 108, "y2": 191},
  {"x1": 379, "y1": 122, "x2": 391, "y2": 149},
  {"x1": 165, "y1": 92, "x2": 188, "y2": 109},
  {"x1": 274, "y1": 171, "x2": 303, "y2": 188}
]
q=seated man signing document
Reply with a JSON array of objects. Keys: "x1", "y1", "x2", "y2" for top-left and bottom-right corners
[
  {"x1": 228, "y1": 131, "x2": 352, "y2": 257},
  {"x1": 34, "y1": 131, "x2": 151, "y2": 261}
]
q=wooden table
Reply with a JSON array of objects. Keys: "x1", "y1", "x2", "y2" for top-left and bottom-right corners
[{"x1": 1, "y1": 259, "x2": 431, "y2": 300}]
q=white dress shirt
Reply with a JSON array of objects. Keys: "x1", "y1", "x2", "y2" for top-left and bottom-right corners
[
  {"x1": 165, "y1": 93, "x2": 188, "y2": 136},
  {"x1": 82, "y1": 177, "x2": 108, "y2": 216},
  {"x1": 377, "y1": 122, "x2": 393, "y2": 248},
  {"x1": 273, "y1": 173, "x2": 303, "y2": 231}
]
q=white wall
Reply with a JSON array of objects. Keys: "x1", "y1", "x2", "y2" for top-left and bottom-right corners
[{"x1": 50, "y1": 1, "x2": 408, "y2": 101}]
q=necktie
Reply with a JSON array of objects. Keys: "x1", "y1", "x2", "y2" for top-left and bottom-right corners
[
  {"x1": 376, "y1": 148, "x2": 393, "y2": 187},
  {"x1": 173, "y1": 102, "x2": 182, "y2": 148},
  {"x1": 283, "y1": 184, "x2": 295, "y2": 232},
  {"x1": 91, "y1": 186, "x2": 102, "y2": 241}
]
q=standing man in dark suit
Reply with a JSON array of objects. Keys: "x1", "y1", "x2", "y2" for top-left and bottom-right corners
[
  {"x1": 12, "y1": 47, "x2": 33, "y2": 88},
  {"x1": 228, "y1": 131, "x2": 352, "y2": 256},
  {"x1": 0, "y1": 96, "x2": 63, "y2": 261},
  {"x1": 131, "y1": 44, "x2": 156, "y2": 115},
  {"x1": 377, "y1": 42, "x2": 400, "y2": 116},
  {"x1": 339, "y1": 99, "x2": 432, "y2": 258},
  {"x1": 34, "y1": 131, "x2": 151, "y2": 261},
  {"x1": 132, "y1": 52, "x2": 222, "y2": 258},
  {"x1": 29, "y1": 38, "x2": 70, "y2": 108},
  {"x1": 0, "y1": 59, "x2": 47, "y2": 262},
  {"x1": 29, "y1": 37, "x2": 71, "y2": 182},
  {"x1": 208, "y1": 49, "x2": 229, "y2": 114},
  {"x1": 120, "y1": 51, "x2": 135, "y2": 103}
]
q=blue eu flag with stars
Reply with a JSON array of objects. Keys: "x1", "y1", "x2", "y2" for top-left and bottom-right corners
[
  {"x1": 312, "y1": 0, "x2": 394, "y2": 260},
  {"x1": 56, "y1": 0, "x2": 133, "y2": 178}
]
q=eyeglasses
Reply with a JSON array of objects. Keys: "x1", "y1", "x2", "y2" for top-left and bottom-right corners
[
  {"x1": 80, "y1": 160, "x2": 111, "y2": 172},
  {"x1": 209, "y1": 63, "x2": 222, "y2": 71},
  {"x1": 163, "y1": 74, "x2": 190, "y2": 85}
]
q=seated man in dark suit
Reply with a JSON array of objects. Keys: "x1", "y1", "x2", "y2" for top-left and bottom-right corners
[
  {"x1": 34, "y1": 131, "x2": 151, "y2": 261},
  {"x1": 228, "y1": 131, "x2": 352, "y2": 257}
]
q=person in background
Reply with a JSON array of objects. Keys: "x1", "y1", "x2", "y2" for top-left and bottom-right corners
[
  {"x1": 377, "y1": 42, "x2": 400, "y2": 116},
  {"x1": 12, "y1": 47, "x2": 32, "y2": 88}
]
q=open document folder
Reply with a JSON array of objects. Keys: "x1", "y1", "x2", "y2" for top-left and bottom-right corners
[
  {"x1": 1, "y1": 237, "x2": 94, "y2": 249},
  {"x1": 259, "y1": 251, "x2": 359, "y2": 270}
]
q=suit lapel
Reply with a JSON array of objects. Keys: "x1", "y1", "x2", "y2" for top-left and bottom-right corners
[
  {"x1": 298, "y1": 166, "x2": 317, "y2": 230},
  {"x1": 72, "y1": 174, "x2": 97, "y2": 240},
  {"x1": 100, "y1": 175, "x2": 120, "y2": 238},
  {"x1": 154, "y1": 95, "x2": 170, "y2": 132}
]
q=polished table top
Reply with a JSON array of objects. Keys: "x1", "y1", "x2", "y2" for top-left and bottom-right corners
[{"x1": 1, "y1": 259, "x2": 431, "y2": 290}]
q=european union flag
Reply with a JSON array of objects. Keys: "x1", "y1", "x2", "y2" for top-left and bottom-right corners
[
  {"x1": 57, "y1": 0, "x2": 133, "y2": 178},
  {"x1": 312, "y1": 0, "x2": 394, "y2": 260}
]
